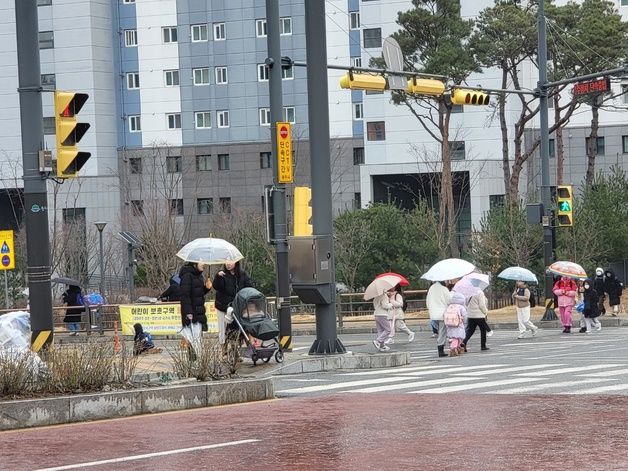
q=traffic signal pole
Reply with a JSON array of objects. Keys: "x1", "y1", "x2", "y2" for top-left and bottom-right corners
[
  {"x1": 266, "y1": 0, "x2": 292, "y2": 351},
  {"x1": 15, "y1": 0, "x2": 54, "y2": 350}
]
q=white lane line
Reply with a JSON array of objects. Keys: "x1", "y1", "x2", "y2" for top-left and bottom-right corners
[
  {"x1": 574, "y1": 384, "x2": 628, "y2": 394},
  {"x1": 395, "y1": 364, "x2": 507, "y2": 376},
  {"x1": 282, "y1": 378, "x2": 331, "y2": 382},
  {"x1": 292, "y1": 346, "x2": 310, "y2": 351},
  {"x1": 34, "y1": 439, "x2": 261, "y2": 471},
  {"x1": 277, "y1": 375, "x2": 415, "y2": 394},
  {"x1": 452, "y1": 364, "x2": 562, "y2": 376},
  {"x1": 527, "y1": 346, "x2": 628, "y2": 360},
  {"x1": 338, "y1": 364, "x2": 455, "y2": 376},
  {"x1": 408, "y1": 377, "x2": 543, "y2": 394},
  {"x1": 489, "y1": 379, "x2": 614, "y2": 394},
  {"x1": 577, "y1": 368, "x2": 628, "y2": 378},
  {"x1": 514, "y1": 364, "x2": 623, "y2": 377},
  {"x1": 348, "y1": 376, "x2": 479, "y2": 393}
]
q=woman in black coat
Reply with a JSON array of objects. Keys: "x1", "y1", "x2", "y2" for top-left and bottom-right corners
[
  {"x1": 604, "y1": 269, "x2": 624, "y2": 316},
  {"x1": 179, "y1": 262, "x2": 212, "y2": 331},
  {"x1": 159, "y1": 275, "x2": 181, "y2": 302},
  {"x1": 213, "y1": 261, "x2": 252, "y2": 344},
  {"x1": 62, "y1": 284, "x2": 84, "y2": 336},
  {"x1": 582, "y1": 279, "x2": 601, "y2": 333}
]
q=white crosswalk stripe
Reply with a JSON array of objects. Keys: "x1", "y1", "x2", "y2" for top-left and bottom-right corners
[
  {"x1": 514, "y1": 364, "x2": 622, "y2": 377},
  {"x1": 490, "y1": 379, "x2": 614, "y2": 394},
  {"x1": 277, "y1": 375, "x2": 412, "y2": 394},
  {"x1": 574, "y1": 384, "x2": 628, "y2": 394},
  {"x1": 394, "y1": 364, "x2": 507, "y2": 377},
  {"x1": 576, "y1": 368, "x2": 628, "y2": 378},
  {"x1": 338, "y1": 364, "x2": 457, "y2": 376},
  {"x1": 348, "y1": 376, "x2": 479, "y2": 394},
  {"x1": 452, "y1": 364, "x2": 561, "y2": 376},
  {"x1": 407, "y1": 377, "x2": 543, "y2": 394}
]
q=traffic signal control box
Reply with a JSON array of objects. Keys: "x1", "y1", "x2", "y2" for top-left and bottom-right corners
[
  {"x1": 450, "y1": 88, "x2": 490, "y2": 106},
  {"x1": 54, "y1": 91, "x2": 91, "y2": 178},
  {"x1": 293, "y1": 186, "x2": 313, "y2": 236},
  {"x1": 556, "y1": 185, "x2": 574, "y2": 227}
]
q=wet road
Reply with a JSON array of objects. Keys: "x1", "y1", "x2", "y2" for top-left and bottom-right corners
[{"x1": 2, "y1": 393, "x2": 628, "y2": 471}]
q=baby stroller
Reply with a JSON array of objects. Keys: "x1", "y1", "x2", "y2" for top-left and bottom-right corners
[{"x1": 227, "y1": 287, "x2": 284, "y2": 366}]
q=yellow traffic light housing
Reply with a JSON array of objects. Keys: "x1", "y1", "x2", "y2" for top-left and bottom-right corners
[
  {"x1": 556, "y1": 185, "x2": 574, "y2": 227},
  {"x1": 405, "y1": 78, "x2": 446, "y2": 96},
  {"x1": 54, "y1": 91, "x2": 91, "y2": 178},
  {"x1": 450, "y1": 88, "x2": 490, "y2": 106},
  {"x1": 293, "y1": 186, "x2": 313, "y2": 236},
  {"x1": 339, "y1": 73, "x2": 387, "y2": 91}
]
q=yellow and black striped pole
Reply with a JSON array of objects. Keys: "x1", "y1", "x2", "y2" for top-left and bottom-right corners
[{"x1": 31, "y1": 329, "x2": 53, "y2": 353}]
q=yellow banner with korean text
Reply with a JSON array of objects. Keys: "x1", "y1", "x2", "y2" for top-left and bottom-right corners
[{"x1": 118, "y1": 302, "x2": 218, "y2": 335}]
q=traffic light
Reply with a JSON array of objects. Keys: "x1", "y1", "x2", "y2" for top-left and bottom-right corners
[
  {"x1": 405, "y1": 78, "x2": 445, "y2": 96},
  {"x1": 54, "y1": 91, "x2": 91, "y2": 178},
  {"x1": 339, "y1": 73, "x2": 387, "y2": 91},
  {"x1": 450, "y1": 88, "x2": 490, "y2": 106},
  {"x1": 293, "y1": 186, "x2": 312, "y2": 236},
  {"x1": 556, "y1": 185, "x2": 574, "y2": 227}
]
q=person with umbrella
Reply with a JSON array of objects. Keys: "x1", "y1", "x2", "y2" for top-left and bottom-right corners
[
  {"x1": 213, "y1": 260, "x2": 253, "y2": 346},
  {"x1": 553, "y1": 276, "x2": 578, "y2": 334},
  {"x1": 372, "y1": 287, "x2": 399, "y2": 352},
  {"x1": 513, "y1": 280, "x2": 539, "y2": 339},
  {"x1": 388, "y1": 284, "x2": 415, "y2": 344},
  {"x1": 179, "y1": 262, "x2": 212, "y2": 331}
]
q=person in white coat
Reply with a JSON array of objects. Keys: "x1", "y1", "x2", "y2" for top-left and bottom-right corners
[
  {"x1": 426, "y1": 281, "x2": 454, "y2": 357},
  {"x1": 387, "y1": 285, "x2": 415, "y2": 344},
  {"x1": 372, "y1": 288, "x2": 399, "y2": 352}
]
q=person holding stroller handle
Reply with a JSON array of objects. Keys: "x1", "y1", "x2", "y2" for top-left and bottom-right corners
[
  {"x1": 179, "y1": 262, "x2": 212, "y2": 331},
  {"x1": 213, "y1": 260, "x2": 253, "y2": 345}
]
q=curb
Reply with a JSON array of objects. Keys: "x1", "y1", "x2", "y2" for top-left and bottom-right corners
[{"x1": 0, "y1": 378, "x2": 274, "y2": 431}]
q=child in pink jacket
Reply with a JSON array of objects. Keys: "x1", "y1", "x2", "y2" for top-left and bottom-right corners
[{"x1": 553, "y1": 276, "x2": 578, "y2": 333}]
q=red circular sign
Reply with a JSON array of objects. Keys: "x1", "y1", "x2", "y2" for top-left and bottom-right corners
[{"x1": 279, "y1": 126, "x2": 288, "y2": 139}]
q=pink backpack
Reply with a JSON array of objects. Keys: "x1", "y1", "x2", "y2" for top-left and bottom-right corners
[{"x1": 443, "y1": 304, "x2": 463, "y2": 327}]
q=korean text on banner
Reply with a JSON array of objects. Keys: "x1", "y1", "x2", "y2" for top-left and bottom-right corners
[
  {"x1": 276, "y1": 122, "x2": 293, "y2": 183},
  {"x1": 118, "y1": 302, "x2": 218, "y2": 335}
]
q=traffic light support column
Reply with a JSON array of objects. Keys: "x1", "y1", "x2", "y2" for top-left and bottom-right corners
[{"x1": 15, "y1": 0, "x2": 54, "y2": 350}]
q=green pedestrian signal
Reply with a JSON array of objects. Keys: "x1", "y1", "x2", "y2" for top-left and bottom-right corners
[
  {"x1": 559, "y1": 201, "x2": 571, "y2": 212},
  {"x1": 557, "y1": 185, "x2": 573, "y2": 227}
]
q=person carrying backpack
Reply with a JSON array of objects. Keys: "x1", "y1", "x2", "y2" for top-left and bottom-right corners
[
  {"x1": 444, "y1": 292, "x2": 468, "y2": 357},
  {"x1": 133, "y1": 323, "x2": 160, "y2": 355},
  {"x1": 62, "y1": 284, "x2": 84, "y2": 336}
]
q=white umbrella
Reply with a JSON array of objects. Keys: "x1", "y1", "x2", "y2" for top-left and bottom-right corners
[
  {"x1": 176, "y1": 238, "x2": 243, "y2": 265},
  {"x1": 363, "y1": 275, "x2": 402, "y2": 301},
  {"x1": 498, "y1": 266, "x2": 538, "y2": 283},
  {"x1": 453, "y1": 273, "x2": 490, "y2": 299},
  {"x1": 421, "y1": 258, "x2": 475, "y2": 282}
]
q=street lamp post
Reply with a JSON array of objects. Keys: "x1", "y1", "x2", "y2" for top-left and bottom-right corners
[{"x1": 94, "y1": 222, "x2": 106, "y2": 297}]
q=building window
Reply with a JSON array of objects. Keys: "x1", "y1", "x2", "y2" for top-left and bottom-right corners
[
  {"x1": 217, "y1": 110, "x2": 230, "y2": 128},
  {"x1": 124, "y1": 29, "x2": 137, "y2": 47},
  {"x1": 363, "y1": 28, "x2": 382, "y2": 48},
  {"x1": 191, "y1": 24, "x2": 208, "y2": 42},
  {"x1": 366, "y1": 121, "x2": 385, "y2": 141},
  {"x1": 452, "y1": 104, "x2": 464, "y2": 114},
  {"x1": 193, "y1": 68, "x2": 210, "y2": 85},
  {"x1": 129, "y1": 157, "x2": 142, "y2": 174},
  {"x1": 623, "y1": 136, "x2": 628, "y2": 154},
  {"x1": 280, "y1": 17, "x2": 292, "y2": 35},
  {"x1": 214, "y1": 22, "x2": 226, "y2": 40},
  {"x1": 37, "y1": 0, "x2": 52, "y2": 5},
  {"x1": 164, "y1": 70, "x2": 180, "y2": 86},
  {"x1": 585, "y1": 136, "x2": 605, "y2": 155},
  {"x1": 353, "y1": 147, "x2": 365, "y2": 165},
  {"x1": 622, "y1": 0, "x2": 628, "y2": 6},
  {"x1": 126, "y1": 72, "x2": 140, "y2": 90},
  {"x1": 196, "y1": 154, "x2": 212, "y2": 171},
  {"x1": 622, "y1": 84, "x2": 628, "y2": 104},
  {"x1": 489, "y1": 194, "x2": 505, "y2": 208},
  {"x1": 354, "y1": 103, "x2": 363, "y2": 120},
  {"x1": 129, "y1": 115, "x2": 141, "y2": 132},
  {"x1": 41, "y1": 73, "x2": 56, "y2": 87},
  {"x1": 197, "y1": 198, "x2": 213, "y2": 215},
  {"x1": 449, "y1": 141, "x2": 466, "y2": 160},
  {"x1": 39, "y1": 31, "x2": 54, "y2": 49},
  {"x1": 350, "y1": 12, "x2": 360, "y2": 29},
  {"x1": 43, "y1": 117, "x2": 55, "y2": 135},
  {"x1": 256, "y1": 19, "x2": 267, "y2": 37},
  {"x1": 122, "y1": 0, "x2": 135, "y2": 3},
  {"x1": 218, "y1": 154, "x2": 230, "y2": 170},
  {"x1": 283, "y1": 106, "x2": 295, "y2": 124},
  {"x1": 549, "y1": 138, "x2": 555, "y2": 158},
  {"x1": 351, "y1": 57, "x2": 362, "y2": 68},
  {"x1": 258, "y1": 64, "x2": 269, "y2": 81},
  {"x1": 215, "y1": 66, "x2": 228, "y2": 84},
  {"x1": 353, "y1": 192, "x2": 361, "y2": 210},
  {"x1": 219, "y1": 197, "x2": 232, "y2": 214},
  {"x1": 260, "y1": 152, "x2": 272, "y2": 169},
  {"x1": 130, "y1": 200, "x2": 143, "y2": 216},
  {"x1": 195, "y1": 111, "x2": 211, "y2": 129},
  {"x1": 166, "y1": 155, "x2": 182, "y2": 173},
  {"x1": 281, "y1": 65, "x2": 294, "y2": 80},
  {"x1": 259, "y1": 108, "x2": 271, "y2": 126},
  {"x1": 162, "y1": 26, "x2": 178, "y2": 43},
  {"x1": 170, "y1": 199, "x2": 184, "y2": 216},
  {"x1": 166, "y1": 113, "x2": 181, "y2": 129}
]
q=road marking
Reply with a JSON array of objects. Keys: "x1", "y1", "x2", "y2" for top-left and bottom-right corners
[
  {"x1": 338, "y1": 364, "x2": 455, "y2": 377},
  {"x1": 574, "y1": 384, "x2": 628, "y2": 394},
  {"x1": 283, "y1": 378, "x2": 330, "y2": 382},
  {"x1": 527, "y1": 346, "x2": 628, "y2": 360},
  {"x1": 348, "y1": 376, "x2": 479, "y2": 393},
  {"x1": 408, "y1": 377, "x2": 542, "y2": 394},
  {"x1": 490, "y1": 379, "x2": 614, "y2": 394},
  {"x1": 277, "y1": 375, "x2": 415, "y2": 394},
  {"x1": 395, "y1": 364, "x2": 507, "y2": 376},
  {"x1": 452, "y1": 364, "x2": 562, "y2": 376},
  {"x1": 34, "y1": 439, "x2": 261, "y2": 471},
  {"x1": 292, "y1": 346, "x2": 309, "y2": 351},
  {"x1": 577, "y1": 368, "x2": 628, "y2": 378},
  {"x1": 514, "y1": 364, "x2": 623, "y2": 377}
]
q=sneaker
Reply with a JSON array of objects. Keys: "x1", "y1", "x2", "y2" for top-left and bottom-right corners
[
  {"x1": 380, "y1": 345, "x2": 391, "y2": 352},
  {"x1": 585, "y1": 331, "x2": 591, "y2": 334},
  {"x1": 517, "y1": 333, "x2": 526, "y2": 339},
  {"x1": 384, "y1": 338, "x2": 394, "y2": 345},
  {"x1": 532, "y1": 328, "x2": 539, "y2": 337},
  {"x1": 431, "y1": 333, "x2": 437, "y2": 338},
  {"x1": 407, "y1": 332, "x2": 415, "y2": 342},
  {"x1": 596, "y1": 324, "x2": 602, "y2": 331},
  {"x1": 69, "y1": 331, "x2": 78, "y2": 336},
  {"x1": 487, "y1": 330, "x2": 494, "y2": 337},
  {"x1": 481, "y1": 346, "x2": 490, "y2": 351},
  {"x1": 372, "y1": 340, "x2": 382, "y2": 351},
  {"x1": 579, "y1": 327, "x2": 587, "y2": 333}
]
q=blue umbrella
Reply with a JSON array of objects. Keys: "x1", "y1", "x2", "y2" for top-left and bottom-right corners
[{"x1": 497, "y1": 266, "x2": 538, "y2": 283}]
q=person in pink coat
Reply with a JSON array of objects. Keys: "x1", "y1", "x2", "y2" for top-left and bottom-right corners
[{"x1": 553, "y1": 276, "x2": 578, "y2": 333}]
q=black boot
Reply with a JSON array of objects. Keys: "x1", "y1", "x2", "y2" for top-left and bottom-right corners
[
  {"x1": 566, "y1": 326, "x2": 571, "y2": 333},
  {"x1": 438, "y1": 345, "x2": 447, "y2": 357},
  {"x1": 579, "y1": 327, "x2": 587, "y2": 333}
]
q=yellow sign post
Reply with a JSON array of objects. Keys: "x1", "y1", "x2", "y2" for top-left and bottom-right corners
[
  {"x1": 276, "y1": 122, "x2": 293, "y2": 183},
  {"x1": 0, "y1": 230, "x2": 15, "y2": 270}
]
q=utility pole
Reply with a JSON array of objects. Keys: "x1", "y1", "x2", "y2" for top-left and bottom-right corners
[
  {"x1": 15, "y1": 0, "x2": 54, "y2": 350},
  {"x1": 304, "y1": 1, "x2": 345, "y2": 354},
  {"x1": 266, "y1": 0, "x2": 292, "y2": 349}
]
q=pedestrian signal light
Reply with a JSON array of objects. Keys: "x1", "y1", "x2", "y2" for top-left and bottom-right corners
[
  {"x1": 293, "y1": 186, "x2": 313, "y2": 236},
  {"x1": 54, "y1": 91, "x2": 91, "y2": 178},
  {"x1": 556, "y1": 185, "x2": 573, "y2": 227},
  {"x1": 339, "y1": 73, "x2": 387, "y2": 91},
  {"x1": 405, "y1": 78, "x2": 446, "y2": 96},
  {"x1": 450, "y1": 88, "x2": 490, "y2": 106}
]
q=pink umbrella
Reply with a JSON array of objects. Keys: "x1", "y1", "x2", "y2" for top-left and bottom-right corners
[
  {"x1": 453, "y1": 273, "x2": 490, "y2": 300},
  {"x1": 548, "y1": 261, "x2": 587, "y2": 280}
]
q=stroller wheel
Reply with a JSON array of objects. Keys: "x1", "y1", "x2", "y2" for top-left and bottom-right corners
[
  {"x1": 263, "y1": 356, "x2": 271, "y2": 363},
  {"x1": 251, "y1": 353, "x2": 258, "y2": 366},
  {"x1": 275, "y1": 349, "x2": 284, "y2": 363}
]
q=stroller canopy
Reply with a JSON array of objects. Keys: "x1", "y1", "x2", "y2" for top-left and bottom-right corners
[
  {"x1": 231, "y1": 287, "x2": 278, "y2": 341},
  {"x1": 231, "y1": 287, "x2": 266, "y2": 320}
]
